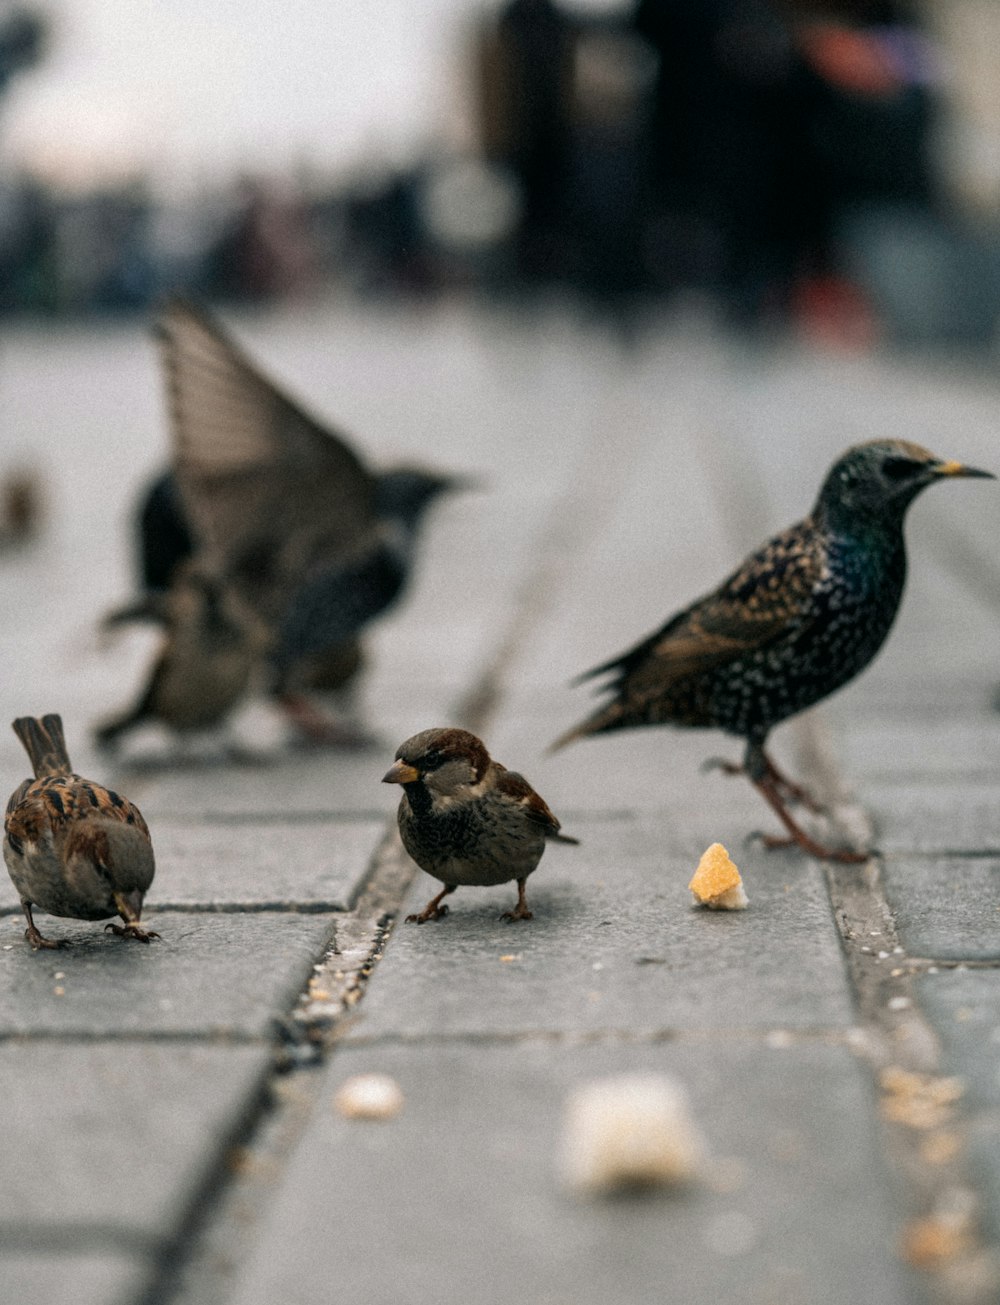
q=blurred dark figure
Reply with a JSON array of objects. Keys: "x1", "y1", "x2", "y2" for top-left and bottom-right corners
[
  {"x1": 0, "y1": 5, "x2": 46, "y2": 91},
  {"x1": 135, "y1": 471, "x2": 194, "y2": 593},
  {"x1": 633, "y1": 0, "x2": 938, "y2": 326},
  {"x1": 480, "y1": 0, "x2": 576, "y2": 283},
  {"x1": 200, "y1": 178, "x2": 316, "y2": 303},
  {"x1": 634, "y1": 0, "x2": 799, "y2": 315}
]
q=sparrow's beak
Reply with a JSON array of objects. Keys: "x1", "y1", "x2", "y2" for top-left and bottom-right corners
[
  {"x1": 382, "y1": 760, "x2": 420, "y2": 785},
  {"x1": 933, "y1": 459, "x2": 995, "y2": 480}
]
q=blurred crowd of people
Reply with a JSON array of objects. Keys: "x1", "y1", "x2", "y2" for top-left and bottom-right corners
[{"x1": 0, "y1": 0, "x2": 993, "y2": 343}]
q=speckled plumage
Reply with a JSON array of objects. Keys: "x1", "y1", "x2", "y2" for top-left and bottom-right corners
[
  {"x1": 555, "y1": 440, "x2": 993, "y2": 860},
  {"x1": 383, "y1": 727, "x2": 577, "y2": 922},
  {"x1": 4, "y1": 714, "x2": 158, "y2": 948}
]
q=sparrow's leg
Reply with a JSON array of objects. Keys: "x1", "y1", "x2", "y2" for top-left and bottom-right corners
[
  {"x1": 745, "y1": 744, "x2": 867, "y2": 864},
  {"x1": 105, "y1": 894, "x2": 160, "y2": 943},
  {"x1": 405, "y1": 884, "x2": 456, "y2": 924},
  {"x1": 22, "y1": 901, "x2": 69, "y2": 950},
  {"x1": 500, "y1": 878, "x2": 533, "y2": 922}
]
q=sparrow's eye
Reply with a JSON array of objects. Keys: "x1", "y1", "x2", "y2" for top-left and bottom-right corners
[
  {"x1": 420, "y1": 749, "x2": 443, "y2": 771},
  {"x1": 882, "y1": 456, "x2": 921, "y2": 482}
]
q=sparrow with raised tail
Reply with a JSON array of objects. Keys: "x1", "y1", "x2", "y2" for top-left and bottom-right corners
[
  {"x1": 4, "y1": 714, "x2": 158, "y2": 948},
  {"x1": 554, "y1": 441, "x2": 993, "y2": 861},
  {"x1": 382, "y1": 728, "x2": 578, "y2": 923},
  {"x1": 100, "y1": 298, "x2": 470, "y2": 746}
]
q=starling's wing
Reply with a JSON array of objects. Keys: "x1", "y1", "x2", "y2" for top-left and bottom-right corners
[
  {"x1": 618, "y1": 523, "x2": 824, "y2": 695},
  {"x1": 157, "y1": 299, "x2": 378, "y2": 615},
  {"x1": 273, "y1": 529, "x2": 407, "y2": 681}
]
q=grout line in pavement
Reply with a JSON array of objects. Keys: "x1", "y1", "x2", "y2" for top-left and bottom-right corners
[{"x1": 152, "y1": 357, "x2": 654, "y2": 1305}]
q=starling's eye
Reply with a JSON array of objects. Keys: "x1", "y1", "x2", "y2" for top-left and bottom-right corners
[{"x1": 882, "y1": 456, "x2": 920, "y2": 482}]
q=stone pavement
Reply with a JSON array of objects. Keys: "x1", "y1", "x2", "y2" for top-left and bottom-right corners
[{"x1": 1, "y1": 302, "x2": 999, "y2": 1305}]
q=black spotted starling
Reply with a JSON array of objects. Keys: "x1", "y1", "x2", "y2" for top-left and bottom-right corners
[{"x1": 553, "y1": 440, "x2": 993, "y2": 861}]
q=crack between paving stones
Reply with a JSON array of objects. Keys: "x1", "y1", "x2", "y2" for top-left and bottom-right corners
[
  {"x1": 147, "y1": 390, "x2": 644, "y2": 1305},
  {"x1": 699, "y1": 418, "x2": 1000, "y2": 1303},
  {"x1": 795, "y1": 712, "x2": 1000, "y2": 1303}
]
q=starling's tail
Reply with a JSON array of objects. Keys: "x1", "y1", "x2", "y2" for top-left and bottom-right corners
[
  {"x1": 548, "y1": 702, "x2": 626, "y2": 754},
  {"x1": 12, "y1": 713, "x2": 72, "y2": 777}
]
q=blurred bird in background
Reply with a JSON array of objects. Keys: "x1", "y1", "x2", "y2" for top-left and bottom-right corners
[
  {"x1": 554, "y1": 440, "x2": 993, "y2": 861},
  {"x1": 99, "y1": 299, "x2": 471, "y2": 753}
]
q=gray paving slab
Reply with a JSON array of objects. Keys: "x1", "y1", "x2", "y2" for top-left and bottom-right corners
[
  {"x1": 3, "y1": 1252, "x2": 149, "y2": 1305},
  {"x1": 917, "y1": 972, "x2": 1000, "y2": 1250},
  {"x1": 0, "y1": 912, "x2": 333, "y2": 1037},
  {"x1": 2, "y1": 1042, "x2": 270, "y2": 1238},
  {"x1": 0, "y1": 817, "x2": 385, "y2": 914},
  {"x1": 228, "y1": 1039, "x2": 912, "y2": 1305},
  {"x1": 867, "y1": 779, "x2": 1000, "y2": 854},
  {"x1": 347, "y1": 817, "x2": 853, "y2": 1042},
  {"x1": 880, "y1": 856, "x2": 1000, "y2": 961}
]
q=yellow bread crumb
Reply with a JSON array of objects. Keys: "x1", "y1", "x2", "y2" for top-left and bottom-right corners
[
  {"x1": 333, "y1": 1073, "x2": 405, "y2": 1121},
  {"x1": 689, "y1": 843, "x2": 748, "y2": 910}
]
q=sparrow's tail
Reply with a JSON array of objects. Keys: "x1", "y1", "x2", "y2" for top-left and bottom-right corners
[
  {"x1": 547, "y1": 830, "x2": 580, "y2": 845},
  {"x1": 12, "y1": 713, "x2": 72, "y2": 777}
]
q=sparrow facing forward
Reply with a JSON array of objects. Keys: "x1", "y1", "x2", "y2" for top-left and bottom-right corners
[
  {"x1": 383, "y1": 727, "x2": 578, "y2": 923},
  {"x1": 554, "y1": 440, "x2": 993, "y2": 861},
  {"x1": 4, "y1": 714, "x2": 158, "y2": 948}
]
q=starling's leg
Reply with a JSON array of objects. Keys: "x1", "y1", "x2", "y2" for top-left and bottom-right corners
[
  {"x1": 758, "y1": 749, "x2": 826, "y2": 815},
  {"x1": 500, "y1": 878, "x2": 533, "y2": 922},
  {"x1": 406, "y1": 884, "x2": 456, "y2": 924},
  {"x1": 703, "y1": 752, "x2": 825, "y2": 813},
  {"x1": 748, "y1": 763, "x2": 868, "y2": 863},
  {"x1": 22, "y1": 902, "x2": 69, "y2": 950}
]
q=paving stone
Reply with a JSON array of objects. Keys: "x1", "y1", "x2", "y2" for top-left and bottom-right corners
[
  {"x1": 866, "y1": 780, "x2": 1000, "y2": 854},
  {"x1": 917, "y1": 972, "x2": 1000, "y2": 1250},
  {"x1": 880, "y1": 857, "x2": 1000, "y2": 961},
  {"x1": 0, "y1": 818, "x2": 385, "y2": 915},
  {"x1": 4, "y1": 1252, "x2": 149, "y2": 1305},
  {"x1": 2, "y1": 1042, "x2": 270, "y2": 1240},
  {"x1": 228, "y1": 1039, "x2": 912, "y2": 1305},
  {"x1": 0, "y1": 912, "x2": 333, "y2": 1038},
  {"x1": 347, "y1": 817, "x2": 853, "y2": 1042}
]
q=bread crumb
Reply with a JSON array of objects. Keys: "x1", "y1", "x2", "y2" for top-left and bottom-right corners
[
  {"x1": 333, "y1": 1073, "x2": 404, "y2": 1121},
  {"x1": 559, "y1": 1072, "x2": 705, "y2": 1196},
  {"x1": 689, "y1": 843, "x2": 748, "y2": 910}
]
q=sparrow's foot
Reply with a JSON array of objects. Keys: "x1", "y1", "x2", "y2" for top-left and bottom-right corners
[
  {"x1": 105, "y1": 922, "x2": 160, "y2": 943},
  {"x1": 405, "y1": 903, "x2": 450, "y2": 924},
  {"x1": 24, "y1": 925, "x2": 70, "y2": 950},
  {"x1": 500, "y1": 879, "x2": 533, "y2": 922}
]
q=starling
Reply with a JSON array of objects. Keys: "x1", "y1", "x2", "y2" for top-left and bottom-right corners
[
  {"x1": 100, "y1": 298, "x2": 470, "y2": 748},
  {"x1": 383, "y1": 727, "x2": 578, "y2": 922},
  {"x1": 553, "y1": 440, "x2": 993, "y2": 860}
]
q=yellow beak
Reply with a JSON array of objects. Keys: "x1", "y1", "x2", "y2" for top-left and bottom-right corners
[
  {"x1": 934, "y1": 459, "x2": 994, "y2": 480},
  {"x1": 382, "y1": 760, "x2": 420, "y2": 785}
]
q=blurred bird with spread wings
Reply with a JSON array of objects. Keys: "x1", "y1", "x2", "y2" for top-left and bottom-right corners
[{"x1": 99, "y1": 299, "x2": 468, "y2": 751}]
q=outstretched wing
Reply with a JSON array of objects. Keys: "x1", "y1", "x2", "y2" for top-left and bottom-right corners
[{"x1": 157, "y1": 299, "x2": 377, "y2": 612}]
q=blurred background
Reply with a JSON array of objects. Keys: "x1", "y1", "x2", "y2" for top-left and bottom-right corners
[{"x1": 0, "y1": 0, "x2": 998, "y2": 346}]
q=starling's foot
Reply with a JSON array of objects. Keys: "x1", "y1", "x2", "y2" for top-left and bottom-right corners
[
  {"x1": 405, "y1": 903, "x2": 450, "y2": 924},
  {"x1": 25, "y1": 926, "x2": 69, "y2": 950},
  {"x1": 751, "y1": 768, "x2": 868, "y2": 862},
  {"x1": 105, "y1": 922, "x2": 160, "y2": 943},
  {"x1": 701, "y1": 755, "x2": 742, "y2": 778}
]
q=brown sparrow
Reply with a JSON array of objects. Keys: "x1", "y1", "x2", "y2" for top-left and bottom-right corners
[
  {"x1": 4, "y1": 714, "x2": 158, "y2": 948},
  {"x1": 382, "y1": 728, "x2": 578, "y2": 923}
]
